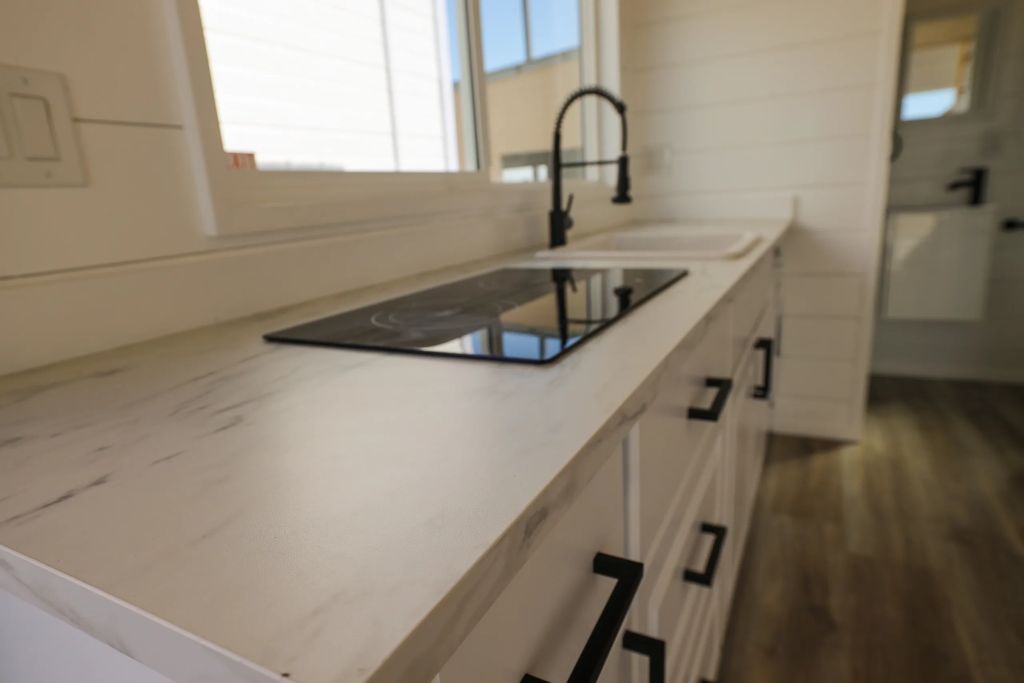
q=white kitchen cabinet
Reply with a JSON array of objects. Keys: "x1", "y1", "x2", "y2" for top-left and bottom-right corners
[
  {"x1": 436, "y1": 251, "x2": 779, "y2": 683},
  {"x1": 709, "y1": 327, "x2": 772, "y2": 655},
  {"x1": 634, "y1": 429, "x2": 729, "y2": 683},
  {"x1": 631, "y1": 252, "x2": 777, "y2": 683},
  {"x1": 634, "y1": 307, "x2": 732, "y2": 561},
  {"x1": 628, "y1": 301, "x2": 733, "y2": 683},
  {"x1": 438, "y1": 442, "x2": 638, "y2": 683},
  {"x1": 729, "y1": 253, "x2": 774, "y2": 372},
  {"x1": 690, "y1": 612, "x2": 719, "y2": 683},
  {"x1": 712, "y1": 260, "x2": 777, "y2": 673},
  {"x1": 625, "y1": 253, "x2": 777, "y2": 683},
  {"x1": 730, "y1": 305, "x2": 776, "y2": 561}
]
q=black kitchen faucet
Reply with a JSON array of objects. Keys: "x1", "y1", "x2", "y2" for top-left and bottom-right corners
[{"x1": 548, "y1": 86, "x2": 632, "y2": 249}]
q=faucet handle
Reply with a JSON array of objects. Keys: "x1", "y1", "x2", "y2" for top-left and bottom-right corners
[{"x1": 564, "y1": 193, "x2": 575, "y2": 231}]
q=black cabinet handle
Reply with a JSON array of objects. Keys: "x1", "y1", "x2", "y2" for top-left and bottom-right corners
[
  {"x1": 753, "y1": 337, "x2": 774, "y2": 400},
  {"x1": 1004, "y1": 218, "x2": 1024, "y2": 231},
  {"x1": 682, "y1": 523, "x2": 728, "y2": 587},
  {"x1": 521, "y1": 553, "x2": 643, "y2": 683},
  {"x1": 622, "y1": 631, "x2": 665, "y2": 683},
  {"x1": 687, "y1": 378, "x2": 733, "y2": 422}
]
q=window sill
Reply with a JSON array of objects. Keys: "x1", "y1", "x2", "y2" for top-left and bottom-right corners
[{"x1": 205, "y1": 176, "x2": 611, "y2": 239}]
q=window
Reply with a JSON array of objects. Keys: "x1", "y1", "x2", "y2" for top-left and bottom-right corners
[
  {"x1": 174, "y1": 0, "x2": 607, "y2": 236},
  {"x1": 477, "y1": 0, "x2": 585, "y2": 183},
  {"x1": 527, "y1": 0, "x2": 583, "y2": 60},
  {"x1": 197, "y1": 0, "x2": 475, "y2": 172},
  {"x1": 900, "y1": 13, "x2": 980, "y2": 122}
]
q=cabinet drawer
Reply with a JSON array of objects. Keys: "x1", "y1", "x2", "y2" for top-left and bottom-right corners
[
  {"x1": 680, "y1": 604, "x2": 718, "y2": 683},
  {"x1": 730, "y1": 302, "x2": 776, "y2": 568},
  {"x1": 633, "y1": 432, "x2": 727, "y2": 683},
  {"x1": 635, "y1": 307, "x2": 731, "y2": 559},
  {"x1": 730, "y1": 254, "x2": 773, "y2": 370},
  {"x1": 438, "y1": 445, "x2": 628, "y2": 683}
]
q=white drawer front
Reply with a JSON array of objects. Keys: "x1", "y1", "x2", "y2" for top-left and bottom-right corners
[
  {"x1": 633, "y1": 431, "x2": 727, "y2": 683},
  {"x1": 679, "y1": 604, "x2": 718, "y2": 683},
  {"x1": 730, "y1": 253, "x2": 774, "y2": 371},
  {"x1": 732, "y1": 304, "x2": 775, "y2": 551},
  {"x1": 438, "y1": 445, "x2": 628, "y2": 683},
  {"x1": 635, "y1": 307, "x2": 731, "y2": 561}
]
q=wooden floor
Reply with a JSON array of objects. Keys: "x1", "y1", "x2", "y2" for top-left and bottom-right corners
[{"x1": 719, "y1": 376, "x2": 1024, "y2": 683}]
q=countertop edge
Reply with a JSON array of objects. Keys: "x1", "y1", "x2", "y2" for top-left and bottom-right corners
[{"x1": 0, "y1": 544, "x2": 284, "y2": 683}]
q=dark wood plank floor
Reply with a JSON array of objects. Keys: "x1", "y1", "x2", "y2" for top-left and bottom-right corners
[{"x1": 719, "y1": 376, "x2": 1024, "y2": 683}]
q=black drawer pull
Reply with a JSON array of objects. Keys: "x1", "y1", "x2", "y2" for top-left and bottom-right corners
[
  {"x1": 521, "y1": 553, "x2": 643, "y2": 683},
  {"x1": 753, "y1": 337, "x2": 774, "y2": 400},
  {"x1": 623, "y1": 631, "x2": 665, "y2": 683},
  {"x1": 682, "y1": 523, "x2": 728, "y2": 587},
  {"x1": 687, "y1": 378, "x2": 733, "y2": 422}
]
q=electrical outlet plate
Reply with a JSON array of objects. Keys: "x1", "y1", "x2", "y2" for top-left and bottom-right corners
[{"x1": 0, "y1": 64, "x2": 85, "y2": 187}]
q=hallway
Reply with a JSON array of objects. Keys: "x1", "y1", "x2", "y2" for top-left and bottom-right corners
[{"x1": 719, "y1": 377, "x2": 1024, "y2": 683}]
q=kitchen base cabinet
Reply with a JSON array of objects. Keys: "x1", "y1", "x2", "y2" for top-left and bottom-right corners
[
  {"x1": 690, "y1": 612, "x2": 719, "y2": 683},
  {"x1": 730, "y1": 305, "x2": 775, "y2": 569},
  {"x1": 437, "y1": 443, "x2": 634, "y2": 683},
  {"x1": 629, "y1": 252, "x2": 777, "y2": 683},
  {"x1": 634, "y1": 308, "x2": 732, "y2": 562},
  {"x1": 630, "y1": 429, "x2": 726, "y2": 683},
  {"x1": 710, "y1": 312, "x2": 773, "y2": 653},
  {"x1": 435, "y1": 251, "x2": 779, "y2": 683}
]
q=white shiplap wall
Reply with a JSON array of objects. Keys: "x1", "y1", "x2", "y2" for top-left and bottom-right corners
[
  {"x1": 873, "y1": 0, "x2": 1024, "y2": 383},
  {"x1": 621, "y1": 0, "x2": 905, "y2": 440}
]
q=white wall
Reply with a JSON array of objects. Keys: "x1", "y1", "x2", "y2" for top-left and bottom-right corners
[
  {"x1": 0, "y1": 0, "x2": 633, "y2": 375},
  {"x1": 620, "y1": 0, "x2": 905, "y2": 440},
  {"x1": 874, "y1": 0, "x2": 1024, "y2": 383}
]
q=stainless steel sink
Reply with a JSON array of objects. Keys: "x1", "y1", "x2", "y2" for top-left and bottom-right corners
[{"x1": 536, "y1": 224, "x2": 760, "y2": 260}]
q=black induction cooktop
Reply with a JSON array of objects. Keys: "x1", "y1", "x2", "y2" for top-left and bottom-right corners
[{"x1": 264, "y1": 266, "x2": 687, "y2": 365}]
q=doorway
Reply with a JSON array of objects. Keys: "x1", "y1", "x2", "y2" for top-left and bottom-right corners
[{"x1": 872, "y1": 0, "x2": 1024, "y2": 383}]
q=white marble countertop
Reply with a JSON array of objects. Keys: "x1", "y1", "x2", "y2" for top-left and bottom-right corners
[{"x1": 0, "y1": 221, "x2": 788, "y2": 683}]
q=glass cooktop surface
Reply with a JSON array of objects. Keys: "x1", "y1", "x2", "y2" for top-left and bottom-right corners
[{"x1": 265, "y1": 266, "x2": 688, "y2": 364}]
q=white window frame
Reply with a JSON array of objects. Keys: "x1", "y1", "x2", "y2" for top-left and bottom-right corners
[
  {"x1": 167, "y1": 0, "x2": 616, "y2": 237},
  {"x1": 896, "y1": 4, "x2": 1002, "y2": 128}
]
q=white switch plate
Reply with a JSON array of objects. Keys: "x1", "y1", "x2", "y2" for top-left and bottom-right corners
[{"x1": 0, "y1": 64, "x2": 85, "y2": 187}]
